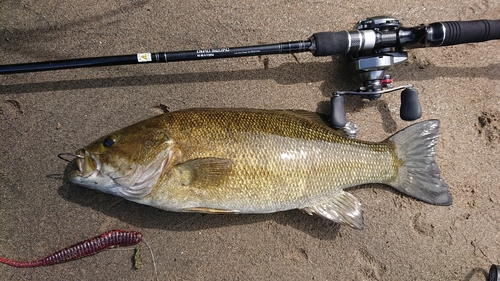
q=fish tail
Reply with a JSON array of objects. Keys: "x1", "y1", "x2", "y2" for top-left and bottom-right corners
[{"x1": 388, "y1": 119, "x2": 452, "y2": 206}]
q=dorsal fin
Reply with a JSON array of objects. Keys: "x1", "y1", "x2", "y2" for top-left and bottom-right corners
[{"x1": 283, "y1": 110, "x2": 331, "y2": 127}]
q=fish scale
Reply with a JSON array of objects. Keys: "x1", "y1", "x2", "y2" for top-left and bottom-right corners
[{"x1": 168, "y1": 112, "x2": 390, "y2": 205}]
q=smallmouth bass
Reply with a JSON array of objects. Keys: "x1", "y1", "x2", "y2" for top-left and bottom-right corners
[{"x1": 69, "y1": 108, "x2": 451, "y2": 229}]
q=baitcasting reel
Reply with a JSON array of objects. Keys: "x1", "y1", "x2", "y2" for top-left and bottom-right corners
[{"x1": 331, "y1": 16, "x2": 421, "y2": 134}]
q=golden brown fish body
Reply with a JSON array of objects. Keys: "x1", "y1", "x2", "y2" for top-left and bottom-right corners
[{"x1": 69, "y1": 108, "x2": 451, "y2": 229}]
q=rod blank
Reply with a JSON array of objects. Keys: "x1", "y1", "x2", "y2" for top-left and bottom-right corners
[{"x1": 0, "y1": 41, "x2": 312, "y2": 75}]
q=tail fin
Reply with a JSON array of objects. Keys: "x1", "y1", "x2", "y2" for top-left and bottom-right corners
[{"x1": 388, "y1": 120, "x2": 452, "y2": 206}]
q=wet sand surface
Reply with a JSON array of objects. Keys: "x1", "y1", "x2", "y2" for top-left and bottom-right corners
[{"x1": 1, "y1": 1, "x2": 500, "y2": 280}]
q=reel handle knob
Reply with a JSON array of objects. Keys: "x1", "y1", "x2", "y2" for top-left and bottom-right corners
[
  {"x1": 330, "y1": 95, "x2": 347, "y2": 128},
  {"x1": 400, "y1": 88, "x2": 422, "y2": 121}
]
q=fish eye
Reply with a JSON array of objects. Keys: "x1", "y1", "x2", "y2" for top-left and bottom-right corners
[{"x1": 103, "y1": 137, "x2": 115, "y2": 147}]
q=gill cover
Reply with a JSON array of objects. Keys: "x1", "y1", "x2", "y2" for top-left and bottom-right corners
[{"x1": 70, "y1": 127, "x2": 174, "y2": 200}]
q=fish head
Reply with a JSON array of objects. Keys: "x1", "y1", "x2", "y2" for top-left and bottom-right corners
[{"x1": 68, "y1": 125, "x2": 176, "y2": 201}]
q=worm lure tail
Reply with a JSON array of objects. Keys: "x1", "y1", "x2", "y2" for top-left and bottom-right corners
[{"x1": 0, "y1": 230, "x2": 142, "y2": 267}]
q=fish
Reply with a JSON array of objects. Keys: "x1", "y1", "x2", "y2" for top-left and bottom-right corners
[{"x1": 68, "y1": 108, "x2": 452, "y2": 229}]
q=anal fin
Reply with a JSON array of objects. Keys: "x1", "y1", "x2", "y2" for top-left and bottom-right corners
[
  {"x1": 184, "y1": 207, "x2": 240, "y2": 214},
  {"x1": 302, "y1": 191, "x2": 364, "y2": 230}
]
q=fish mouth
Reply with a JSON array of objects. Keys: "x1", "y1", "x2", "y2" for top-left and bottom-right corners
[{"x1": 75, "y1": 149, "x2": 101, "y2": 178}]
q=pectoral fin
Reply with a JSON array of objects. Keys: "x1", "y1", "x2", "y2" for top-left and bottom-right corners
[
  {"x1": 176, "y1": 157, "x2": 233, "y2": 187},
  {"x1": 302, "y1": 191, "x2": 364, "y2": 230}
]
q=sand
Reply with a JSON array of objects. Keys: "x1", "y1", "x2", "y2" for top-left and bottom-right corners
[{"x1": 1, "y1": 0, "x2": 499, "y2": 280}]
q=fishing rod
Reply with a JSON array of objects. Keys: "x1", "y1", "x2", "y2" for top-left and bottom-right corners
[{"x1": 2, "y1": 16, "x2": 500, "y2": 134}]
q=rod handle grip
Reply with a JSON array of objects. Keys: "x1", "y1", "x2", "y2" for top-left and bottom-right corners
[
  {"x1": 312, "y1": 31, "x2": 350, "y2": 56},
  {"x1": 441, "y1": 20, "x2": 500, "y2": 46}
]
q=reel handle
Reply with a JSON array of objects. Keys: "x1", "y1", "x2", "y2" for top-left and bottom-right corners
[
  {"x1": 330, "y1": 95, "x2": 347, "y2": 128},
  {"x1": 400, "y1": 88, "x2": 422, "y2": 121}
]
